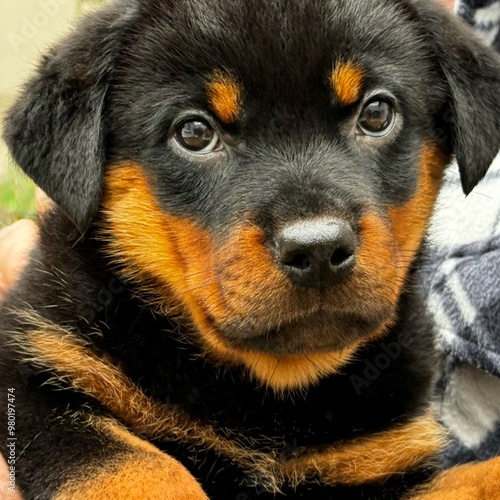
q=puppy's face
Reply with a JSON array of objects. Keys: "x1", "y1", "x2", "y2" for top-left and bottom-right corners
[
  {"x1": 6, "y1": 0, "x2": 500, "y2": 390},
  {"x1": 103, "y1": 0, "x2": 447, "y2": 371}
]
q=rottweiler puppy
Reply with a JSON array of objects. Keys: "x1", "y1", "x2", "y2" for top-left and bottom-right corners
[{"x1": 1, "y1": 0, "x2": 500, "y2": 498}]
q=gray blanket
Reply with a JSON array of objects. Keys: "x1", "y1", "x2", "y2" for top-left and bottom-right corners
[
  {"x1": 456, "y1": 0, "x2": 500, "y2": 49},
  {"x1": 422, "y1": 0, "x2": 500, "y2": 466}
]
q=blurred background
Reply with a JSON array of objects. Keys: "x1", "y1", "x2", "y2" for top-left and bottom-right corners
[{"x1": 0, "y1": 0, "x2": 107, "y2": 228}]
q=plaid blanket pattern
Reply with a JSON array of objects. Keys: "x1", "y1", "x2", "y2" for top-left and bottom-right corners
[{"x1": 422, "y1": 0, "x2": 500, "y2": 467}]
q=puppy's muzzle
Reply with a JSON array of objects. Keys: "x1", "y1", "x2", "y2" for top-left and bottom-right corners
[{"x1": 275, "y1": 218, "x2": 356, "y2": 288}]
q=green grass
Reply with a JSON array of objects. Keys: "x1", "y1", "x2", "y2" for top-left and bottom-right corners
[{"x1": 0, "y1": 161, "x2": 36, "y2": 229}]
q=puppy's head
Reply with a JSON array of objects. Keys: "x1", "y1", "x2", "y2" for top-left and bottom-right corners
[{"x1": 5, "y1": 0, "x2": 500, "y2": 391}]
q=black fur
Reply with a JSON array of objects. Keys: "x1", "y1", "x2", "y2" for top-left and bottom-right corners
[
  {"x1": 2, "y1": 0, "x2": 500, "y2": 498},
  {"x1": 3, "y1": 2, "x2": 135, "y2": 232},
  {"x1": 406, "y1": 0, "x2": 500, "y2": 193}
]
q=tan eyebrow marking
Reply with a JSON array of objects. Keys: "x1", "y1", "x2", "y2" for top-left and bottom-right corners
[
  {"x1": 206, "y1": 70, "x2": 242, "y2": 123},
  {"x1": 331, "y1": 60, "x2": 364, "y2": 106}
]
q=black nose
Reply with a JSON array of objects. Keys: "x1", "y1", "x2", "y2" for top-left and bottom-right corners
[{"x1": 276, "y1": 219, "x2": 356, "y2": 286}]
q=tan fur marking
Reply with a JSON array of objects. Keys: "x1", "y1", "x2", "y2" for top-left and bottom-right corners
[
  {"x1": 356, "y1": 211, "x2": 402, "y2": 304},
  {"x1": 55, "y1": 418, "x2": 207, "y2": 500},
  {"x1": 283, "y1": 414, "x2": 445, "y2": 487},
  {"x1": 356, "y1": 143, "x2": 449, "y2": 307},
  {"x1": 225, "y1": 348, "x2": 359, "y2": 393},
  {"x1": 331, "y1": 61, "x2": 364, "y2": 106},
  {"x1": 206, "y1": 70, "x2": 242, "y2": 123},
  {"x1": 101, "y1": 164, "x2": 222, "y2": 321},
  {"x1": 389, "y1": 143, "x2": 449, "y2": 262}
]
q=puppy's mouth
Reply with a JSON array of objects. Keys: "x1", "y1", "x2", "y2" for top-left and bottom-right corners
[
  {"x1": 212, "y1": 307, "x2": 392, "y2": 357},
  {"x1": 191, "y1": 292, "x2": 395, "y2": 391}
]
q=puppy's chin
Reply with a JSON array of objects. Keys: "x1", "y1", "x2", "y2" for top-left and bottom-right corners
[{"x1": 216, "y1": 308, "x2": 393, "y2": 357}]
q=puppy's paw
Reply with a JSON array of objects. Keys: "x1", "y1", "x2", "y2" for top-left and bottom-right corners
[
  {"x1": 55, "y1": 451, "x2": 208, "y2": 500},
  {"x1": 408, "y1": 457, "x2": 500, "y2": 500}
]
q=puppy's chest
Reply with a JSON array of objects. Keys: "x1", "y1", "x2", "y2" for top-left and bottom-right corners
[
  {"x1": 92, "y1": 293, "x2": 437, "y2": 498},
  {"x1": 108, "y1": 320, "x2": 428, "y2": 448},
  {"x1": 147, "y1": 381, "x2": 435, "y2": 500}
]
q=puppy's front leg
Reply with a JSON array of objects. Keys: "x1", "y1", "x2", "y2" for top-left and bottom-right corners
[{"x1": 14, "y1": 414, "x2": 207, "y2": 500}]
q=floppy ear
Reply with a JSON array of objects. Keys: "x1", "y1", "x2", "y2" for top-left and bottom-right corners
[
  {"x1": 3, "y1": 2, "x2": 137, "y2": 232},
  {"x1": 414, "y1": 0, "x2": 500, "y2": 194}
]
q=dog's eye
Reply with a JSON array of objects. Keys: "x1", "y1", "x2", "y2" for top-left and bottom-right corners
[
  {"x1": 175, "y1": 119, "x2": 221, "y2": 153},
  {"x1": 357, "y1": 100, "x2": 395, "y2": 137}
]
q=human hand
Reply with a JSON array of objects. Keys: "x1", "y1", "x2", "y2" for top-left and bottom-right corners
[
  {"x1": 0, "y1": 450, "x2": 23, "y2": 500},
  {"x1": 0, "y1": 220, "x2": 38, "y2": 300}
]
